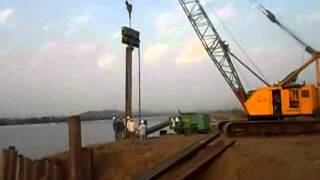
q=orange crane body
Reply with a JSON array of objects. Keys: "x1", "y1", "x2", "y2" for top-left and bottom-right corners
[
  {"x1": 245, "y1": 84, "x2": 318, "y2": 117},
  {"x1": 245, "y1": 54, "x2": 320, "y2": 119}
]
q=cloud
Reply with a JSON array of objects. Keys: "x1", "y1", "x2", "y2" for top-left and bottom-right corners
[
  {"x1": 73, "y1": 14, "x2": 90, "y2": 24},
  {"x1": 0, "y1": 41, "x2": 125, "y2": 117},
  {"x1": 155, "y1": 12, "x2": 172, "y2": 33},
  {"x1": 42, "y1": 41, "x2": 104, "y2": 56},
  {"x1": 309, "y1": 11, "x2": 320, "y2": 22},
  {"x1": 143, "y1": 43, "x2": 171, "y2": 66},
  {"x1": 153, "y1": 7, "x2": 188, "y2": 43},
  {"x1": 97, "y1": 54, "x2": 119, "y2": 72},
  {"x1": 176, "y1": 38, "x2": 206, "y2": 66},
  {"x1": 75, "y1": 42, "x2": 102, "y2": 55},
  {"x1": 0, "y1": 8, "x2": 14, "y2": 24},
  {"x1": 111, "y1": 31, "x2": 121, "y2": 41},
  {"x1": 43, "y1": 24, "x2": 49, "y2": 31},
  {"x1": 40, "y1": 41, "x2": 123, "y2": 72},
  {"x1": 215, "y1": 4, "x2": 236, "y2": 21},
  {"x1": 65, "y1": 14, "x2": 91, "y2": 37}
]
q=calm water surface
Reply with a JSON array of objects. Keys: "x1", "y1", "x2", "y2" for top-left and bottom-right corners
[{"x1": 0, "y1": 116, "x2": 168, "y2": 164}]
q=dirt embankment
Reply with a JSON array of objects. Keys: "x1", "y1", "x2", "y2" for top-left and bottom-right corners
[
  {"x1": 48, "y1": 131, "x2": 320, "y2": 180},
  {"x1": 48, "y1": 135, "x2": 204, "y2": 180},
  {"x1": 199, "y1": 136, "x2": 320, "y2": 180}
]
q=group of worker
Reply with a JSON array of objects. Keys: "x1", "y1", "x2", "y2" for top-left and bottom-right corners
[
  {"x1": 170, "y1": 116, "x2": 192, "y2": 135},
  {"x1": 170, "y1": 117, "x2": 180, "y2": 129},
  {"x1": 112, "y1": 116, "x2": 125, "y2": 140},
  {"x1": 113, "y1": 116, "x2": 147, "y2": 144}
]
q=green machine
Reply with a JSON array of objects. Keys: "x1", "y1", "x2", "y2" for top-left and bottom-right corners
[
  {"x1": 191, "y1": 114, "x2": 210, "y2": 133},
  {"x1": 169, "y1": 113, "x2": 210, "y2": 134}
]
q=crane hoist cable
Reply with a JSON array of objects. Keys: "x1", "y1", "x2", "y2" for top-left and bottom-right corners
[
  {"x1": 233, "y1": 54, "x2": 252, "y2": 89},
  {"x1": 229, "y1": 51, "x2": 270, "y2": 87},
  {"x1": 249, "y1": 0, "x2": 317, "y2": 55},
  {"x1": 301, "y1": 48, "x2": 306, "y2": 66},
  {"x1": 249, "y1": 0, "x2": 320, "y2": 85},
  {"x1": 131, "y1": 0, "x2": 142, "y2": 122},
  {"x1": 138, "y1": 45, "x2": 142, "y2": 122},
  {"x1": 206, "y1": 1, "x2": 270, "y2": 86}
]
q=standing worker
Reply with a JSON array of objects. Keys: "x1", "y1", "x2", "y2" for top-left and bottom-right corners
[
  {"x1": 126, "y1": 116, "x2": 136, "y2": 143},
  {"x1": 175, "y1": 117, "x2": 183, "y2": 134},
  {"x1": 170, "y1": 117, "x2": 176, "y2": 131},
  {"x1": 112, "y1": 116, "x2": 119, "y2": 141},
  {"x1": 118, "y1": 117, "x2": 125, "y2": 140},
  {"x1": 139, "y1": 120, "x2": 147, "y2": 144},
  {"x1": 116, "y1": 118, "x2": 124, "y2": 141}
]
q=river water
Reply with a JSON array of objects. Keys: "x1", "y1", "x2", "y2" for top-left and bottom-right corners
[{"x1": 0, "y1": 116, "x2": 168, "y2": 164}]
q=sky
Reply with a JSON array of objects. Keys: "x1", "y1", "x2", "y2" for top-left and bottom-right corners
[{"x1": 0, "y1": 0, "x2": 319, "y2": 118}]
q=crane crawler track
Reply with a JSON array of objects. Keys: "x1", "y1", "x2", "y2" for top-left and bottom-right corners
[{"x1": 221, "y1": 119, "x2": 320, "y2": 137}]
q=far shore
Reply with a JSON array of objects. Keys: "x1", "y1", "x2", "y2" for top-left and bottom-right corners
[
  {"x1": 0, "y1": 114, "x2": 172, "y2": 126},
  {"x1": 0, "y1": 109, "x2": 244, "y2": 126}
]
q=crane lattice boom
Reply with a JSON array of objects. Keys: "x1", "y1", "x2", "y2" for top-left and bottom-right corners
[{"x1": 179, "y1": 0, "x2": 247, "y2": 106}]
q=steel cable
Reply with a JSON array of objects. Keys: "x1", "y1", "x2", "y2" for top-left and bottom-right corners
[{"x1": 206, "y1": 0, "x2": 269, "y2": 85}]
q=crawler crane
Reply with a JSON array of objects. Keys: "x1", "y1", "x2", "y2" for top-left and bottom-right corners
[{"x1": 179, "y1": 0, "x2": 320, "y2": 136}]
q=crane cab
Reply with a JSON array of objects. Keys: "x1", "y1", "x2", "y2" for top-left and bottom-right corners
[{"x1": 245, "y1": 84, "x2": 318, "y2": 119}]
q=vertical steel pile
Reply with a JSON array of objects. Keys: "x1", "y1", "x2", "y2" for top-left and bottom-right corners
[
  {"x1": 1, "y1": 148, "x2": 62, "y2": 180},
  {"x1": 1, "y1": 116, "x2": 94, "y2": 180}
]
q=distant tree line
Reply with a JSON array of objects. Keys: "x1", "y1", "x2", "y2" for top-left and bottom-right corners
[
  {"x1": 0, "y1": 109, "x2": 176, "y2": 126},
  {"x1": 0, "y1": 116, "x2": 68, "y2": 126}
]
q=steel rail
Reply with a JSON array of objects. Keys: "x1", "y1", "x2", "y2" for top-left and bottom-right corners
[
  {"x1": 158, "y1": 138, "x2": 236, "y2": 180},
  {"x1": 135, "y1": 132, "x2": 222, "y2": 180}
]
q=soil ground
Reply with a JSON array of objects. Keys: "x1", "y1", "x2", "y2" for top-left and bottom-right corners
[
  {"x1": 48, "y1": 134, "x2": 205, "y2": 180},
  {"x1": 48, "y1": 132, "x2": 320, "y2": 180},
  {"x1": 199, "y1": 135, "x2": 320, "y2": 180}
]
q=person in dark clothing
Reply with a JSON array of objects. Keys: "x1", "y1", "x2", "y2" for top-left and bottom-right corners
[
  {"x1": 118, "y1": 119, "x2": 125, "y2": 140},
  {"x1": 116, "y1": 120, "x2": 124, "y2": 141},
  {"x1": 112, "y1": 116, "x2": 119, "y2": 141}
]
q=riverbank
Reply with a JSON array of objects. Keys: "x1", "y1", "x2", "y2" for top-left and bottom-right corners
[
  {"x1": 0, "y1": 109, "x2": 244, "y2": 126},
  {"x1": 46, "y1": 134, "x2": 320, "y2": 180},
  {"x1": 0, "y1": 114, "x2": 172, "y2": 126},
  {"x1": 46, "y1": 134, "x2": 204, "y2": 179},
  {"x1": 0, "y1": 117, "x2": 116, "y2": 126}
]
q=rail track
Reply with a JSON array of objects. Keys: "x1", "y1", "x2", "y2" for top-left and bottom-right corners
[{"x1": 135, "y1": 132, "x2": 235, "y2": 180}]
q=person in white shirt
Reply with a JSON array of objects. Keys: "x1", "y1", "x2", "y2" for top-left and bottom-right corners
[
  {"x1": 139, "y1": 120, "x2": 147, "y2": 144},
  {"x1": 171, "y1": 118, "x2": 176, "y2": 129},
  {"x1": 126, "y1": 116, "x2": 136, "y2": 143}
]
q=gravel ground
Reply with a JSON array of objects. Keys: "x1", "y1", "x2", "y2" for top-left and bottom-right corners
[{"x1": 198, "y1": 135, "x2": 320, "y2": 180}]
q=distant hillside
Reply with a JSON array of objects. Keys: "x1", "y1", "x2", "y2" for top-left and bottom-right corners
[
  {"x1": 80, "y1": 109, "x2": 175, "y2": 120},
  {"x1": 0, "y1": 109, "x2": 247, "y2": 126},
  {"x1": 79, "y1": 110, "x2": 123, "y2": 120},
  {"x1": 0, "y1": 109, "x2": 174, "y2": 126}
]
